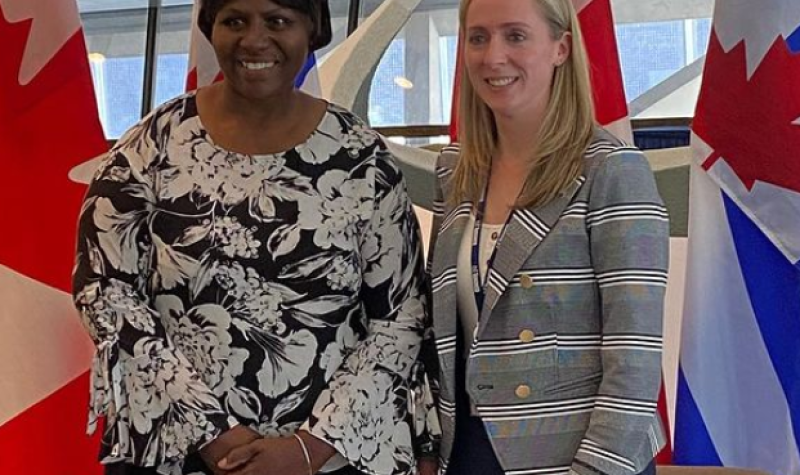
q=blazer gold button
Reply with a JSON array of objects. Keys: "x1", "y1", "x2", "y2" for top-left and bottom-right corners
[
  {"x1": 515, "y1": 384, "x2": 532, "y2": 399},
  {"x1": 520, "y1": 275, "x2": 533, "y2": 288},
  {"x1": 519, "y1": 329, "x2": 535, "y2": 343}
]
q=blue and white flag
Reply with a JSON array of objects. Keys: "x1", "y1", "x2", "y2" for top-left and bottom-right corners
[
  {"x1": 295, "y1": 52, "x2": 320, "y2": 93},
  {"x1": 674, "y1": 1, "x2": 800, "y2": 473}
]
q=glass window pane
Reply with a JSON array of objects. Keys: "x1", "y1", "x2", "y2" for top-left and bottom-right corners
[
  {"x1": 81, "y1": 7, "x2": 148, "y2": 139},
  {"x1": 617, "y1": 20, "x2": 687, "y2": 101},
  {"x1": 612, "y1": 0, "x2": 714, "y2": 119},
  {"x1": 78, "y1": 0, "x2": 147, "y2": 13},
  {"x1": 692, "y1": 18, "x2": 713, "y2": 60},
  {"x1": 617, "y1": 18, "x2": 712, "y2": 119},
  {"x1": 161, "y1": 0, "x2": 194, "y2": 6},
  {"x1": 154, "y1": 5, "x2": 192, "y2": 108},
  {"x1": 369, "y1": 39, "x2": 406, "y2": 126},
  {"x1": 386, "y1": 135, "x2": 449, "y2": 147},
  {"x1": 358, "y1": 0, "x2": 460, "y2": 127}
]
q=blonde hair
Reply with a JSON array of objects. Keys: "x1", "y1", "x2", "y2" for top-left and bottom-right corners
[{"x1": 450, "y1": 0, "x2": 596, "y2": 208}]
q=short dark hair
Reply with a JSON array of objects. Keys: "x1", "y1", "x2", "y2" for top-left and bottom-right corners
[{"x1": 198, "y1": 0, "x2": 332, "y2": 51}]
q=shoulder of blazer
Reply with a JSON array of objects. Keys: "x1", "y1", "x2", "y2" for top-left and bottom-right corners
[
  {"x1": 436, "y1": 144, "x2": 460, "y2": 177},
  {"x1": 434, "y1": 144, "x2": 461, "y2": 206},
  {"x1": 437, "y1": 132, "x2": 643, "y2": 197},
  {"x1": 582, "y1": 127, "x2": 642, "y2": 181}
]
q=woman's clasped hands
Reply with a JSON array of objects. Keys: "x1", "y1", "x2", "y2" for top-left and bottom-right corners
[{"x1": 211, "y1": 430, "x2": 335, "y2": 475}]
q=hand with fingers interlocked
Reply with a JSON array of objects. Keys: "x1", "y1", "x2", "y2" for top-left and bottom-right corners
[{"x1": 216, "y1": 430, "x2": 337, "y2": 475}]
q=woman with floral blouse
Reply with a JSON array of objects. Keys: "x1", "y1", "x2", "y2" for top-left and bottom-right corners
[{"x1": 72, "y1": 0, "x2": 428, "y2": 474}]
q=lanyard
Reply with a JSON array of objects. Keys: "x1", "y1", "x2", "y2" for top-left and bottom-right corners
[{"x1": 471, "y1": 187, "x2": 512, "y2": 312}]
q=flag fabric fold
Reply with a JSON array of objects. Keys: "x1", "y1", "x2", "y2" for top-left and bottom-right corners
[
  {"x1": 674, "y1": 2, "x2": 800, "y2": 473},
  {"x1": 576, "y1": 0, "x2": 632, "y2": 144},
  {"x1": 0, "y1": 0, "x2": 107, "y2": 472}
]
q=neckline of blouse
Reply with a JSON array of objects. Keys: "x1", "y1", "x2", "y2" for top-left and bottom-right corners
[{"x1": 188, "y1": 91, "x2": 335, "y2": 159}]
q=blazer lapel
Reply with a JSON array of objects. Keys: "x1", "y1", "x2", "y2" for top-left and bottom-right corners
[{"x1": 479, "y1": 175, "x2": 586, "y2": 320}]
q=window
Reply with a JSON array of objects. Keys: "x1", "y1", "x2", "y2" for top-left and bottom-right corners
[
  {"x1": 79, "y1": 0, "x2": 354, "y2": 139},
  {"x1": 78, "y1": 0, "x2": 717, "y2": 141},
  {"x1": 153, "y1": 5, "x2": 192, "y2": 109},
  {"x1": 360, "y1": 0, "x2": 460, "y2": 129},
  {"x1": 612, "y1": 0, "x2": 714, "y2": 119},
  {"x1": 82, "y1": 7, "x2": 148, "y2": 139}
]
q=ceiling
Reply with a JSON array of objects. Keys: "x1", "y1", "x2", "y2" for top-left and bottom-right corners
[
  {"x1": 76, "y1": 0, "x2": 365, "y2": 17},
  {"x1": 76, "y1": 0, "x2": 714, "y2": 22}
]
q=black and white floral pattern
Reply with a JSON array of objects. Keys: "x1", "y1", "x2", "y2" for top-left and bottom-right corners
[{"x1": 73, "y1": 93, "x2": 428, "y2": 475}]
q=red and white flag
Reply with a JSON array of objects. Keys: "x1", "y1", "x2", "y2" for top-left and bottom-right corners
[
  {"x1": 0, "y1": 0, "x2": 107, "y2": 472},
  {"x1": 186, "y1": 3, "x2": 222, "y2": 91},
  {"x1": 575, "y1": 0, "x2": 632, "y2": 143},
  {"x1": 674, "y1": 2, "x2": 800, "y2": 471}
]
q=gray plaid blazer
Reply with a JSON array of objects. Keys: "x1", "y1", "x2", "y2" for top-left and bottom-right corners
[{"x1": 427, "y1": 130, "x2": 669, "y2": 475}]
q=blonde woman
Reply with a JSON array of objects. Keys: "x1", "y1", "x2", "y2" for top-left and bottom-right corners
[{"x1": 426, "y1": 0, "x2": 669, "y2": 474}]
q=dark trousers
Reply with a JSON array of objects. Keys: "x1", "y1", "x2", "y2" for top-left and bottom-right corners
[
  {"x1": 444, "y1": 321, "x2": 506, "y2": 475},
  {"x1": 639, "y1": 461, "x2": 657, "y2": 475}
]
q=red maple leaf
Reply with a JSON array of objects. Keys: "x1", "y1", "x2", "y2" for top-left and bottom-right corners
[
  {"x1": 0, "y1": 6, "x2": 107, "y2": 292},
  {"x1": 694, "y1": 30, "x2": 800, "y2": 193}
]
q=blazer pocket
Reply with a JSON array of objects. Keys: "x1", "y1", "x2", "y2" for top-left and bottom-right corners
[
  {"x1": 543, "y1": 370, "x2": 602, "y2": 397},
  {"x1": 466, "y1": 346, "x2": 558, "y2": 405}
]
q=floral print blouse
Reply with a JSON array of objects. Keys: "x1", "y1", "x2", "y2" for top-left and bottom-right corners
[{"x1": 72, "y1": 93, "x2": 428, "y2": 475}]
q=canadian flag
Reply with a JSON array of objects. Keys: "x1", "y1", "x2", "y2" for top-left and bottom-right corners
[
  {"x1": 0, "y1": 0, "x2": 107, "y2": 472},
  {"x1": 575, "y1": 0, "x2": 632, "y2": 143},
  {"x1": 674, "y1": 2, "x2": 800, "y2": 472}
]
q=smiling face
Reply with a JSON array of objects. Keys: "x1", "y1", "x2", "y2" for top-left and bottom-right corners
[
  {"x1": 463, "y1": 0, "x2": 570, "y2": 122},
  {"x1": 211, "y1": 0, "x2": 313, "y2": 103}
]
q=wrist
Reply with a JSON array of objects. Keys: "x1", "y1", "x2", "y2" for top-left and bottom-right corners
[
  {"x1": 293, "y1": 433, "x2": 313, "y2": 475},
  {"x1": 296, "y1": 430, "x2": 337, "y2": 473}
]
